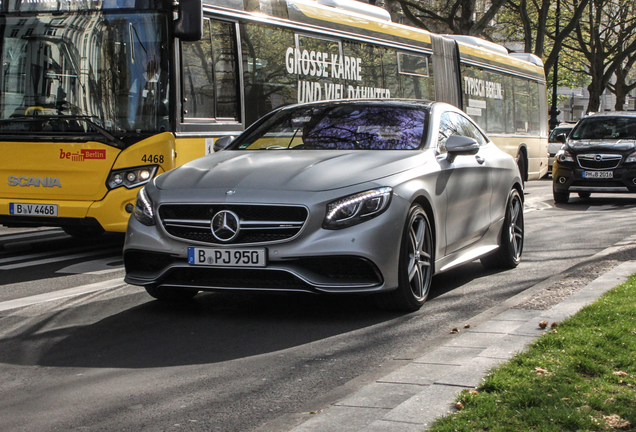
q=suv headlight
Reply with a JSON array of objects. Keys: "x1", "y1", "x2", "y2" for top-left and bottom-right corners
[
  {"x1": 626, "y1": 151, "x2": 636, "y2": 163},
  {"x1": 323, "y1": 187, "x2": 392, "y2": 230},
  {"x1": 556, "y1": 149, "x2": 574, "y2": 163},
  {"x1": 107, "y1": 165, "x2": 158, "y2": 190},
  {"x1": 133, "y1": 187, "x2": 155, "y2": 226}
]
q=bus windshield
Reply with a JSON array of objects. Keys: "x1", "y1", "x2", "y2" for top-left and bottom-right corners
[{"x1": 0, "y1": 11, "x2": 169, "y2": 145}]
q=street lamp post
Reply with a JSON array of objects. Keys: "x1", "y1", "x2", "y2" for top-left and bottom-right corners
[{"x1": 549, "y1": 0, "x2": 561, "y2": 130}]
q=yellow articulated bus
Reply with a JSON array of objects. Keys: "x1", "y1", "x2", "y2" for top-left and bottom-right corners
[{"x1": 0, "y1": 0, "x2": 547, "y2": 237}]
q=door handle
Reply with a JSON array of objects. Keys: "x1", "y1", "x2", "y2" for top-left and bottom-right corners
[{"x1": 475, "y1": 155, "x2": 485, "y2": 164}]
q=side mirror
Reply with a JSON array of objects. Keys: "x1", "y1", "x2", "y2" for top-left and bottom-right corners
[
  {"x1": 556, "y1": 133, "x2": 567, "y2": 143},
  {"x1": 446, "y1": 135, "x2": 479, "y2": 162},
  {"x1": 213, "y1": 136, "x2": 234, "y2": 152},
  {"x1": 174, "y1": 0, "x2": 203, "y2": 41}
]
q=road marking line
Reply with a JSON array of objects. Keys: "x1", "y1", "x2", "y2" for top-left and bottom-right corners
[
  {"x1": 0, "y1": 278, "x2": 126, "y2": 312},
  {"x1": 0, "y1": 248, "x2": 121, "y2": 270}
]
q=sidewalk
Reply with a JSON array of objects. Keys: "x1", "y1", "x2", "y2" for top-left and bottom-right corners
[{"x1": 277, "y1": 260, "x2": 636, "y2": 432}]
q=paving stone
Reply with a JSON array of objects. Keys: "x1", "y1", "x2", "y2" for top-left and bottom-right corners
[
  {"x1": 478, "y1": 334, "x2": 536, "y2": 359},
  {"x1": 442, "y1": 331, "x2": 507, "y2": 349},
  {"x1": 413, "y1": 346, "x2": 483, "y2": 366},
  {"x1": 466, "y1": 319, "x2": 526, "y2": 334},
  {"x1": 491, "y1": 309, "x2": 542, "y2": 322},
  {"x1": 288, "y1": 406, "x2": 386, "y2": 432},
  {"x1": 435, "y1": 356, "x2": 503, "y2": 388},
  {"x1": 377, "y1": 363, "x2": 458, "y2": 386},
  {"x1": 359, "y1": 419, "x2": 427, "y2": 432},
  {"x1": 336, "y1": 382, "x2": 424, "y2": 409},
  {"x1": 381, "y1": 384, "x2": 466, "y2": 425}
]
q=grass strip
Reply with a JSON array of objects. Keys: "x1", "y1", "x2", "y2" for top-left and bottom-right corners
[{"x1": 427, "y1": 275, "x2": 636, "y2": 432}]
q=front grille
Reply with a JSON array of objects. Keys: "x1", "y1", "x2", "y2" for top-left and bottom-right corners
[
  {"x1": 577, "y1": 154, "x2": 622, "y2": 170},
  {"x1": 571, "y1": 179, "x2": 625, "y2": 188},
  {"x1": 158, "y1": 204, "x2": 308, "y2": 245}
]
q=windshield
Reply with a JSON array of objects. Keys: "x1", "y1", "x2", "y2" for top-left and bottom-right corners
[
  {"x1": 571, "y1": 117, "x2": 636, "y2": 140},
  {"x1": 0, "y1": 11, "x2": 169, "y2": 145},
  {"x1": 232, "y1": 104, "x2": 427, "y2": 151}
]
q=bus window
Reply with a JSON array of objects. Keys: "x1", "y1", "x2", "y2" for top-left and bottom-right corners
[
  {"x1": 381, "y1": 47, "x2": 400, "y2": 98},
  {"x1": 514, "y1": 78, "x2": 530, "y2": 133},
  {"x1": 343, "y1": 40, "x2": 385, "y2": 98},
  {"x1": 399, "y1": 53, "x2": 434, "y2": 100},
  {"x1": 297, "y1": 35, "x2": 341, "y2": 103},
  {"x1": 181, "y1": 19, "x2": 239, "y2": 121},
  {"x1": 528, "y1": 80, "x2": 540, "y2": 134},
  {"x1": 241, "y1": 22, "x2": 296, "y2": 125},
  {"x1": 461, "y1": 64, "x2": 487, "y2": 130},
  {"x1": 504, "y1": 75, "x2": 515, "y2": 134},
  {"x1": 486, "y1": 71, "x2": 505, "y2": 133}
]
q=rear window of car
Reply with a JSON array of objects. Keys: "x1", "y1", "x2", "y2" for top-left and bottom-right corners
[
  {"x1": 571, "y1": 117, "x2": 636, "y2": 140},
  {"x1": 233, "y1": 104, "x2": 427, "y2": 151}
]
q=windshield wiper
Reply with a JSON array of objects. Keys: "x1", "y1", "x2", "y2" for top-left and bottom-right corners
[{"x1": 0, "y1": 115, "x2": 126, "y2": 149}]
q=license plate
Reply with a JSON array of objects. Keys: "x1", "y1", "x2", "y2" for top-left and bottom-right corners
[
  {"x1": 9, "y1": 203, "x2": 58, "y2": 217},
  {"x1": 582, "y1": 171, "x2": 613, "y2": 178},
  {"x1": 188, "y1": 247, "x2": 266, "y2": 267}
]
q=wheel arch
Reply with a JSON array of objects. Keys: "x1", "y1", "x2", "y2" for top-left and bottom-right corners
[
  {"x1": 411, "y1": 195, "x2": 436, "y2": 274},
  {"x1": 516, "y1": 144, "x2": 529, "y2": 182}
]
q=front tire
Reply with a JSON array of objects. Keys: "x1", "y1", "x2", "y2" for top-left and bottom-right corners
[
  {"x1": 553, "y1": 187, "x2": 569, "y2": 204},
  {"x1": 376, "y1": 204, "x2": 434, "y2": 312},
  {"x1": 481, "y1": 189, "x2": 524, "y2": 269},
  {"x1": 145, "y1": 286, "x2": 199, "y2": 301}
]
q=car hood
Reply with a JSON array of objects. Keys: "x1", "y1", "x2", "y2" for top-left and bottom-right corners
[
  {"x1": 568, "y1": 139, "x2": 636, "y2": 153},
  {"x1": 155, "y1": 150, "x2": 425, "y2": 192}
]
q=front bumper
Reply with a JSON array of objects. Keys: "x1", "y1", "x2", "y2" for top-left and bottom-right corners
[
  {"x1": 552, "y1": 161, "x2": 636, "y2": 194},
  {"x1": 123, "y1": 187, "x2": 408, "y2": 295}
]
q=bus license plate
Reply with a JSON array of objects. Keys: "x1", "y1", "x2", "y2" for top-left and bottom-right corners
[
  {"x1": 582, "y1": 171, "x2": 613, "y2": 178},
  {"x1": 188, "y1": 247, "x2": 266, "y2": 267},
  {"x1": 10, "y1": 203, "x2": 58, "y2": 217}
]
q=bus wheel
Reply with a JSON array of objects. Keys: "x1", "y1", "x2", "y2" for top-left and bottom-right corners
[
  {"x1": 63, "y1": 225, "x2": 105, "y2": 238},
  {"x1": 145, "y1": 286, "x2": 199, "y2": 301}
]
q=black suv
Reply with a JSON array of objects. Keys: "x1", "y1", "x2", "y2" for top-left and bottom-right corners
[{"x1": 552, "y1": 112, "x2": 636, "y2": 203}]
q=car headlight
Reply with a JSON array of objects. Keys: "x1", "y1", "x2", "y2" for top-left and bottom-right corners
[
  {"x1": 323, "y1": 187, "x2": 392, "y2": 230},
  {"x1": 133, "y1": 187, "x2": 155, "y2": 226},
  {"x1": 107, "y1": 165, "x2": 158, "y2": 190},
  {"x1": 556, "y1": 149, "x2": 574, "y2": 163},
  {"x1": 626, "y1": 151, "x2": 636, "y2": 163}
]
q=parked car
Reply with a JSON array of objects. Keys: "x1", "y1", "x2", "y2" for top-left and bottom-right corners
[
  {"x1": 124, "y1": 100, "x2": 524, "y2": 311},
  {"x1": 548, "y1": 123, "x2": 576, "y2": 172},
  {"x1": 553, "y1": 112, "x2": 636, "y2": 203}
]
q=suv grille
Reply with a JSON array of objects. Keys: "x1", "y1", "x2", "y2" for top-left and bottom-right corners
[
  {"x1": 158, "y1": 204, "x2": 308, "y2": 245},
  {"x1": 577, "y1": 154, "x2": 622, "y2": 170}
]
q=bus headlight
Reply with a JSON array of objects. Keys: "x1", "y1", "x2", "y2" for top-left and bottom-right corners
[
  {"x1": 323, "y1": 187, "x2": 392, "y2": 229},
  {"x1": 107, "y1": 165, "x2": 158, "y2": 190},
  {"x1": 133, "y1": 187, "x2": 155, "y2": 226}
]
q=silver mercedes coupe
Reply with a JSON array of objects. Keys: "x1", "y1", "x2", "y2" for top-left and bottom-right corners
[{"x1": 124, "y1": 100, "x2": 524, "y2": 311}]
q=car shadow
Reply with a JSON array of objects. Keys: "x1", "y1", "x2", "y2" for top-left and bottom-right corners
[
  {"x1": 2, "y1": 290, "x2": 404, "y2": 369},
  {"x1": 553, "y1": 195, "x2": 636, "y2": 209}
]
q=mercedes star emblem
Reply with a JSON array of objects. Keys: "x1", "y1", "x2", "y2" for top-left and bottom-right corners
[{"x1": 211, "y1": 210, "x2": 240, "y2": 242}]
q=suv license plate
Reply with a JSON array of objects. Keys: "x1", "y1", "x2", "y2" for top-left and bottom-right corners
[
  {"x1": 583, "y1": 171, "x2": 613, "y2": 178},
  {"x1": 188, "y1": 247, "x2": 266, "y2": 267},
  {"x1": 10, "y1": 203, "x2": 58, "y2": 217}
]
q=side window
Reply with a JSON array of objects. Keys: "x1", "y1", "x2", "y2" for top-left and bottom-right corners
[
  {"x1": 455, "y1": 114, "x2": 488, "y2": 145},
  {"x1": 514, "y1": 78, "x2": 530, "y2": 133},
  {"x1": 181, "y1": 19, "x2": 239, "y2": 121}
]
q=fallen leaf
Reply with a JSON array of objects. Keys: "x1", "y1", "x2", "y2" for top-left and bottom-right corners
[
  {"x1": 551, "y1": 322, "x2": 558, "y2": 328},
  {"x1": 604, "y1": 414, "x2": 630, "y2": 429},
  {"x1": 464, "y1": 324, "x2": 471, "y2": 328},
  {"x1": 534, "y1": 367, "x2": 550, "y2": 375},
  {"x1": 561, "y1": 397, "x2": 571, "y2": 401},
  {"x1": 455, "y1": 402, "x2": 464, "y2": 410},
  {"x1": 613, "y1": 371, "x2": 628, "y2": 377},
  {"x1": 605, "y1": 398, "x2": 616, "y2": 404},
  {"x1": 539, "y1": 321, "x2": 548, "y2": 329},
  {"x1": 451, "y1": 327, "x2": 459, "y2": 334}
]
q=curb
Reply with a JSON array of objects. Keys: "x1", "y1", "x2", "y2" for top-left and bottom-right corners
[{"x1": 280, "y1": 261, "x2": 636, "y2": 432}]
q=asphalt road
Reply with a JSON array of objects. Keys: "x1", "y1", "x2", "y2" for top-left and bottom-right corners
[{"x1": 2, "y1": 179, "x2": 636, "y2": 432}]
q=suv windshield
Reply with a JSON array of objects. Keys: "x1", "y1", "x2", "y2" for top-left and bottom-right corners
[
  {"x1": 0, "y1": 12, "x2": 169, "y2": 145},
  {"x1": 571, "y1": 117, "x2": 636, "y2": 140},
  {"x1": 232, "y1": 104, "x2": 427, "y2": 151}
]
